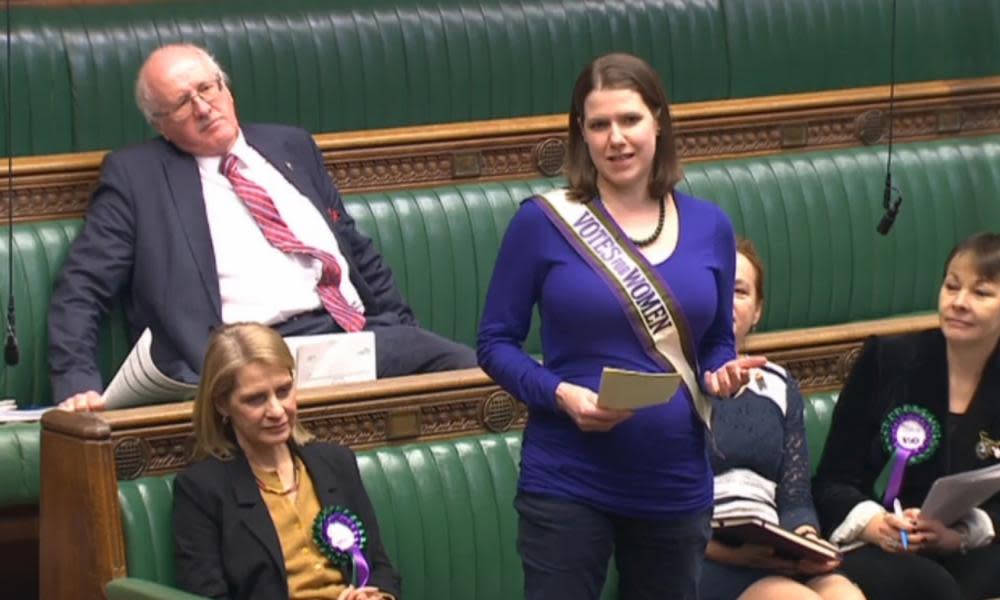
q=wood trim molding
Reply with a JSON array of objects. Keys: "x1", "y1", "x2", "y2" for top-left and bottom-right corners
[{"x1": 4, "y1": 77, "x2": 1000, "y2": 222}]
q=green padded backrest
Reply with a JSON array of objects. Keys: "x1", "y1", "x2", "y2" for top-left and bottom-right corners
[
  {"x1": 4, "y1": 0, "x2": 999, "y2": 156},
  {"x1": 0, "y1": 220, "x2": 132, "y2": 407},
  {"x1": 679, "y1": 135, "x2": 1000, "y2": 331},
  {"x1": 6, "y1": 135, "x2": 1000, "y2": 406},
  {"x1": 119, "y1": 475, "x2": 178, "y2": 588},
  {"x1": 344, "y1": 178, "x2": 560, "y2": 354},
  {"x1": 723, "y1": 0, "x2": 1000, "y2": 98},
  {"x1": 0, "y1": 422, "x2": 41, "y2": 507},
  {"x1": 0, "y1": 0, "x2": 728, "y2": 156},
  {"x1": 117, "y1": 432, "x2": 620, "y2": 599},
  {"x1": 357, "y1": 432, "x2": 523, "y2": 600},
  {"x1": 803, "y1": 390, "x2": 839, "y2": 476}
]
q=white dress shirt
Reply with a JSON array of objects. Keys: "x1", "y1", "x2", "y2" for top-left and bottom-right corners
[{"x1": 197, "y1": 132, "x2": 364, "y2": 325}]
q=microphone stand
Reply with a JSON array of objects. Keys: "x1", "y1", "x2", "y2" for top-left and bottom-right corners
[{"x1": 877, "y1": 0, "x2": 902, "y2": 236}]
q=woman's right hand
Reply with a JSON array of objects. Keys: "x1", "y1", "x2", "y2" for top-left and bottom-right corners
[
  {"x1": 554, "y1": 382, "x2": 633, "y2": 432},
  {"x1": 336, "y1": 585, "x2": 385, "y2": 600},
  {"x1": 860, "y1": 511, "x2": 915, "y2": 553}
]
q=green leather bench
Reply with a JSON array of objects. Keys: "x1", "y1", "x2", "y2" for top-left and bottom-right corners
[
  {"x1": 4, "y1": 134, "x2": 997, "y2": 520},
  {"x1": 2, "y1": 0, "x2": 996, "y2": 156},
  {"x1": 105, "y1": 392, "x2": 840, "y2": 599},
  {"x1": 5, "y1": 133, "x2": 1000, "y2": 412}
]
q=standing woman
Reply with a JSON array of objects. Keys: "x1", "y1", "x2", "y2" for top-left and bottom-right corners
[
  {"x1": 173, "y1": 323, "x2": 400, "y2": 600},
  {"x1": 813, "y1": 232, "x2": 1000, "y2": 600},
  {"x1": 478, "y1": 53, "x2": 763, "y2": 600}
]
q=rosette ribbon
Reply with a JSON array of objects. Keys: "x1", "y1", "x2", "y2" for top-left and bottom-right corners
[
  {"x1": 874, "y1": 405, "x2": 940, "y2": 507},
  {"x1": 312, "y1": 506, "x2": 370, "y2": 587}
]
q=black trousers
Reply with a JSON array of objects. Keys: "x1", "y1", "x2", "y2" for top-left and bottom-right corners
[
  {"x1": 274, "y1": 310, "x2": 476, "y2": 377},
  {"x1": 841, "y1": 543, "x2": 1000, "y2": 600},
  {"x1": 515, "y1": 492, "x2": 712, "y2": 600}
]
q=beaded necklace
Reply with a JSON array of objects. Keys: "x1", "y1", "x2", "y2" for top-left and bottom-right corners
[{"x1": 629, "y1": 194, "x2": 666, "y2": 248}]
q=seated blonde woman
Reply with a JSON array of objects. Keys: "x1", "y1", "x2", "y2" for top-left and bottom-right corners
[
  {"x1": 700, "y1": 238, "x2": 864, "y2": 600},
  {"x1": 173, "y1": 322, "x2": 400, "y2": 600}
]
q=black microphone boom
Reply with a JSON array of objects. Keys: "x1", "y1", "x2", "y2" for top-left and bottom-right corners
[
  {"x1": 877, "y1": 0, "x2": 900, "y2": 236},
  {"x1": 4, "y1": 0, "x2": 19, "y2": 366}
]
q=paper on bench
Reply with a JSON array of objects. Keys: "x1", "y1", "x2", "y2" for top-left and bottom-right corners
[
  {"x1": 103, "y1": 328, "x2": 197, "y2": 409},
  {"x1": 596, "y1": 367, "x2": 681, "y2": 410},
  {"x1": 284, "y1": 331, "x2": 376, "y2": 389},
  {"x1": 920, "y1": 462, "x2": 1000, "y2": 526}
]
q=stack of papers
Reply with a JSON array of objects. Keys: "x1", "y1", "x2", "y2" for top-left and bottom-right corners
[
  {"x1": 921, "y1": 463, "x2": 1000, "y2": 526},
  {"x1": 0, "y1": 399, "x2": 54, "y2": 423}
]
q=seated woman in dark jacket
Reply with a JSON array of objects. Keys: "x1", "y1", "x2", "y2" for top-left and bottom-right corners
[
  {"x1": 701, "y1": 238, "x2": 863, "y2": 600},
  {"x1": 813, "y1": 232, "x2": 1000, "y2": 600},
  {"x1": 173, "y1": 322, "x2": 401, "y2": 600}
]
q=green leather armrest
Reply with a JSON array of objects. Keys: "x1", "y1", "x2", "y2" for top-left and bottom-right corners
[{"x1": 105, "y1": 578, "x2": 209, "y2": 600}]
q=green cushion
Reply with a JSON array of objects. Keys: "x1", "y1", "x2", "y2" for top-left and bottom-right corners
[
  {"x1": 0, "y1": 422, "x2": 41, "y2": 507},
  {"x1": 4, "y1": 0, "x2": 998, "y2": 155}
]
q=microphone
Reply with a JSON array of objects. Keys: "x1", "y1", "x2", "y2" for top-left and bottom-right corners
[
  {"x1": 877, "y1": 173, "x2": 902, "y2": 236},
  {"x1": 4, "y1": 300, "x2": 18, "y2": 366}
]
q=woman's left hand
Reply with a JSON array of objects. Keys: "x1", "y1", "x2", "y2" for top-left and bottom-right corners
[
  {"x1": 911, "y1": 515, "x2": 964, "y2": 555},
  {"x1": 703, "y1": 355, "x2": 767, "y2": 397},
  {"x1": 793, "y1": 526, "x2": 841, "y2": 574}
]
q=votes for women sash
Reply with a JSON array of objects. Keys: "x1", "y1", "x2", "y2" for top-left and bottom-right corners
[{"x1": 532, "y1": 189, "x2": 711, "y2": 426}]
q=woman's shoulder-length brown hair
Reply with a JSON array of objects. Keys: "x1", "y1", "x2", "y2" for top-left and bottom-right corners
[
  {"x1": 191, "y1": 322, "x2": 314, "y2": 461},
  {"x1": 564, "y1": 52, "x2": 683, "y2": 202}
]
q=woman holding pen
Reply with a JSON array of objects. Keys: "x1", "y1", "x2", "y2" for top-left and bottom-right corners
[{"x1": 813, "y1": 232, "x2": 1000, "y2": 600}]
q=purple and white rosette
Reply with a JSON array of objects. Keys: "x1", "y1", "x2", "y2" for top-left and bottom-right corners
[
  {"x1": 878, "y1": 405, "x2": 941, "y2": 507},
  {"x1": 312, "y1": 506, "x2": 370, "y2": 587}
]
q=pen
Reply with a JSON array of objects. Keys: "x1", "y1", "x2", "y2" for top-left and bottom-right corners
[{"x1": 893, "y1": 498, "x2": 909, "y2": 551}]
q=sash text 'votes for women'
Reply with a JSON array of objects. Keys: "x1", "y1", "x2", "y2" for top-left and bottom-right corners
[{"x1": 573, "y1": 211, "x2": 673, "y2": 335}]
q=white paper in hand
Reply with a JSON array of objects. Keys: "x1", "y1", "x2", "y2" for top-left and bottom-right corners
[
  {"x1": 920, "y1": 462, "x2": 1000, "y2": 526},
  {"x1": 285, "y1": 331, "x2": 376, "y2": 389},
  {"x1": 596, "y1": 367, "x2": 681, "y2": 410}
]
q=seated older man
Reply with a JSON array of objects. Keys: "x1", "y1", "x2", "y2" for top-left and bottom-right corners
[{"x1": 50, "y1": 43, "x2": 475, "y2": 411}]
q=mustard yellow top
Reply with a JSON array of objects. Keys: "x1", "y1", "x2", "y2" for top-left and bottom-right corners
[
  {"x1": 253, "y1": 455, "x2": 348, "y2": 599},
  {"x1": 253, "y1": 455, "x2": 396, "y2": 600}
]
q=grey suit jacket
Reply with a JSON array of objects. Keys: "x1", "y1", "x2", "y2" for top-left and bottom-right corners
[{"x1": 48, "y1": 123, "x2": 414, "y2": 401}]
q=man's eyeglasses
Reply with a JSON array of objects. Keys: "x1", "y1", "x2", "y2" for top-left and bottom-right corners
[{"x1": 153, "y1": 76, "x2": 224, "y2": 123}]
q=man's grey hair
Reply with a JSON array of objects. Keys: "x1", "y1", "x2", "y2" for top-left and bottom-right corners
[{"x1": 134, "y1": 43, "x2": 231, "y2": 126}]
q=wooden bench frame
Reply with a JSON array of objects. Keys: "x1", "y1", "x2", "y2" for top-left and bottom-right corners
[{"x1": 5, "y1": 76, "x2": 1000, "y2": 222}]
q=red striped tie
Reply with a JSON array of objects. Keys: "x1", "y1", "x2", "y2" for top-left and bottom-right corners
[{"x1": 220, "y1": 154, "x2": 366, "y2": 332}]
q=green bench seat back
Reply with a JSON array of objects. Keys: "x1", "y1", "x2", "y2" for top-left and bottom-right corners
[
  {"x1": 3, "y1": 0, "x2": 998, "y2": 155},
  {"x1": 117, "y1": 432, "x2": 618, "y2": 599},
  {"x1": 5, "y1": 135, "x2": 1000, "y2": 407}
]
